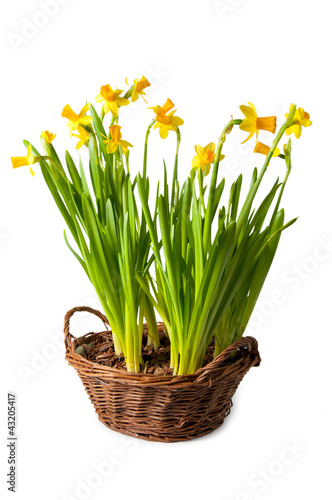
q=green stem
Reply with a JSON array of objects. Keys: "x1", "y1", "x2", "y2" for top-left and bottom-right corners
[
  {"x1": 45, "y1": 156, "x2": 69, "y2": 182},
  {"x1": 113, "y1": 333, "x2": 123, "y2": 355},
  {"x1": 171, "y1": 128, "x2": 181, "y2": 207},
  {"x1": 198, "y1": 169, "x2": 206, "y2": 214},
  {"x1": 272, "y1": 139, "x2": 292, "y2": 220},
  {"x1": 203, "y1": 119, "x2": 242, "y2": 253},
  {"x1": 235, "y1": 106, "x2": 296, "y2": 239},
  {"x1": 143, "y1": 292, "x2": 160, "y2": 350},
  {"x1": 143, "y1": 118, "x2": 156, "y2": 180},
  {"x1": 123, "y1": 85, "x2": 134, "y2": 100}
]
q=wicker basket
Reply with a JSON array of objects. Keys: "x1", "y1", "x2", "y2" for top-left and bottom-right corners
[{"x1": 64, "y1": 306, "x2": 261, "y2": 442}]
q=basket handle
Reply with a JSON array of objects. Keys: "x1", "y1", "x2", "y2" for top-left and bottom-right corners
[
  {"x1": 195, "y1": 336, "x2": 260, "y2": 383},
  {"x1": 64, "y1": 306, "x2": 110, "y2": 350}
]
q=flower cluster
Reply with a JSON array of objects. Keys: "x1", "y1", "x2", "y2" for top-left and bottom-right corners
[
  {"x1": 239, "y1": 102, "x2": 312, "y2": 160},
  {"x1": 149, "y1": 98, "x2": 184, "y2": 139},
  {"x1": 11, "y1": 73, "x2": 312, "y2": 179},
  {"x1": 10, "y1": 78, "x2": 312, "y2": 376}
]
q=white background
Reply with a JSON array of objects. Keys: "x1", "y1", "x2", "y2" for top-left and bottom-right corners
[{"x1": 1, "y1": 0, "x2": 332, "y2": 499}]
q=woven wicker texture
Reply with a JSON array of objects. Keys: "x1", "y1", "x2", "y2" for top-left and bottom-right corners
[{"x1": 64, "y1": 306, "x2": 261, "y2": 442}]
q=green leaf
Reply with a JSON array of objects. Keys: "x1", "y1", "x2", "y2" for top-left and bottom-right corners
[{"x1": 65, "y1": 151, "x2": 83, "y2": 194}]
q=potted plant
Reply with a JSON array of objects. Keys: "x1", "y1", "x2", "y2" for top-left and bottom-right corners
[{"x1": 12, "y1": 82, "x2": 311, "y2": 441}]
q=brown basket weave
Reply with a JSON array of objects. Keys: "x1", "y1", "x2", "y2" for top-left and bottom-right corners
[{"x1": 64, "y1": 306, "x2": 261, "y2": 442}]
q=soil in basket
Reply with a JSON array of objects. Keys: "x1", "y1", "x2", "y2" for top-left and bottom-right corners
[{"x1": 76, "y1": 324, "x2": 216, "y2": 376}]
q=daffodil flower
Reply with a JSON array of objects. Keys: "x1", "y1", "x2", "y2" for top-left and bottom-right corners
[
  {"x1": 41, "y1": 131, "x2": 56, "y2": 144},
  {"x1": 125, "y1": 76, "x2": 151, "y2": 103},
  {"x1": 192, "y1": 143, "x2": 225, "y2": 176},
  {"x1": 150, "y1": 98, "x2": 174, "y2": 115},
  {"x1": 102, "y1": 125, "x2": 133, "y2": 154},
  {"x1": 95, "y1": 85, "x2": 130, "y2": 117},
  {"x1": 61, "y1": 104, "x2": 93, "y2": 137},
  {"x1": 285, "y1": 104, "x2": 312, "y2": 139},
  {"x1": 72, "y1": 126, "x2": 90, "y2": 150},
  {"x1": 11, "y1": 144, "x2": 43, "y2": 176},
  {"x1": 254, "y1": 142, "x2": 280, "y2": 157},
  {"x1": 239, "y1": 102, "x2": 277, "y2": 144},
  {"x1": 149, "y1": 99, "x2": 184, "y2": 139}
]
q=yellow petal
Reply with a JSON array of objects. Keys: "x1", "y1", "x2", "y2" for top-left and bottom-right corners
[
  {"x1": 67, "y1": 122, "x2": 75, "y2": 137},
  {"x1": 79, "y1": 103, "x2": 91, "y2": 116},
  {"x1": 241, "y1": 130, "x2": 255, "y2": 144},
  {"x1": 120, "y1": 140, "x2": 133, "y2": 149},
  {"x1": 159, "y1": 126, "x2": 169, "y2": 139},
  {"x1": 239, "y1": 118, "x2": 255, "y2": 133},
  {"x1": 149, "y1": 105, "x2": 161, "y2": 114},
  {"x1": 205, "y1": 142, "x2": 215, "y2": 152},
  {"x1": 192, "y1": 155, "x2": 200, "y2": 169},
  {"x1": 294, "y1": 124, "x2": 302, "y2": 139},
  {"x1": 115, "y1": 97, "x2": 130, "y2": 106},
  {"x1": 296, "y1": 108, "x2": 305, "y2": 121},
  {"x1": 79, "y1": 116, "x2": 93, "y2": 126},
  {"x1": 109, "y1": 101, "x2": 119, "y2": 117},
  {"x1": 41, "y1": 131, "x2": 56, "y2": 144},
  {"x1": 107, "y1": 142, "x2": 119, "y2": 154},
  {"x1": 103, "y1": 102, "x2": 109, "y2": 114},
  {"x1": 194, "y1": 144, "x2": 205, "y2": 156},
  {"x1": 171, "y1": 116, "x2": 184, "y2": 127},
  {"x1": 239, "y1": 104, "x2": 256, "y2": 120},
  {"x1": 131, "y1": 90, "x2": 139, "y2": 102},
  {"x1": 247, "y1": 102, "x2": 257, "y2": 115},
  {"x1": 204, "y1": 164, "x2": 211, "y2": 176},
  {"x1": 168, "y1": 123, "x2": 178, "y2": 132},
  {"x1": 286, "y1": 124, "x2": 302, "y2": 138},
  {"x1": 301, "y1": 119, "x2": 312, "y2": 127},
  {"x1": 27, "y1": 154, "x2": 35, "y2": 165}
]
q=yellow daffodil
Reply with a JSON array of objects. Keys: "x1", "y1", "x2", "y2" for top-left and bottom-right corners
[
  {"x1": 150, "y1": 99, "x2": 184, "y2": 139},
  {"x1": 41, "y1": 130, "x2": 56, "y2": 144},
  {"x1": 285, "y1": 104, "x2": 312, "y2": 139},
  {"x1": 95, "y1": 85, "x2": 130, "y2": 117},
  {"x1": 254, "y1": 142, "x2": 280, "y2": 157},
  {"x1": 11, "y1": 144, "x2": 41, "y2": 176},
  {"x1": 192, "y1": 143, "x2": 225, "y2": 176},
  {"x1": 72, "y1": 126, "x2": 90, "y2": 150},
  {"x1": 126, "y1": 76, "x2": 151, "y2": 102},
  {"x1": 102, "y1": 125, "x2": 133, "y2": 154},
  {"x1": 239, "y1": 102, "x2": 277, "y2": 144},
  {"x1": 61, "y1": 104, "x2": 93, "y2": 137}
]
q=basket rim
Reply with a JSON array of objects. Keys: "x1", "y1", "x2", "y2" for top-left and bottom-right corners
[{"x1": 64, "y1": 306, "x2": 260, "y2": 386}]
